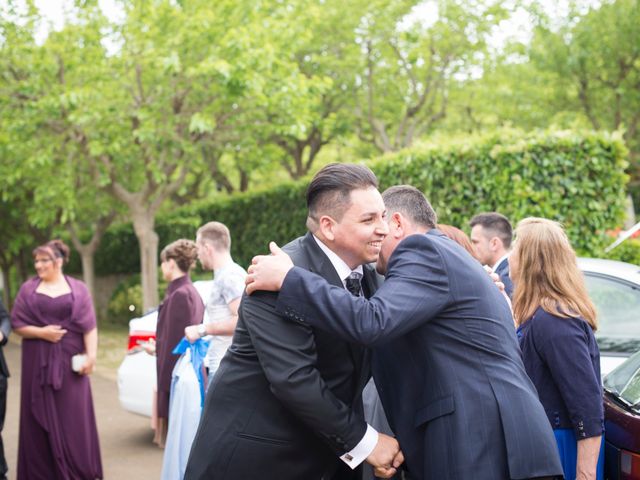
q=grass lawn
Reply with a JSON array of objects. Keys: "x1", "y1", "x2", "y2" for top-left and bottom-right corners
[{"x1": 97, "y1": 323, "x2": 129, "y2": 380}]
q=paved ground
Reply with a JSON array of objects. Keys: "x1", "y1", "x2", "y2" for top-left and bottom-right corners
[{"x1": 4, "y1": 341, "x2": 163, "y2": 479}]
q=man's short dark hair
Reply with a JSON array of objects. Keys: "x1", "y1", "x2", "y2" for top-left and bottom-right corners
[
  {"x1": 382, "y1": 185, "x2": 437, "y2": 229},
  {"x1": 306, "y1": 163, "x2": 378, "y2": 230},
  {"x1": 469, "y1": 212, "x2": 513, "y2": 248}
]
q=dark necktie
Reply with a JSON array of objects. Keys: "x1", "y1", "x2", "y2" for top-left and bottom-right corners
[{"x1": 345, "y1": 272, "x2": 363, "y2": 297}]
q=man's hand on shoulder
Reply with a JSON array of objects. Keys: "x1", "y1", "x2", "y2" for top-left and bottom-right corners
[
  {"x1": 366, "y1": 433, "x2": 404, "y2": 479},
  {"x1": 483, "y1": 265, "x2": 512, "y2": 312},
  {"x1": 245, "y1": 242, "x2": 294, "y2": 295}
]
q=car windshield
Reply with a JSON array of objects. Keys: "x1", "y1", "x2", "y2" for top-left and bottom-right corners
[
  {"x1": 584, "y1": 273, "x2": 640, "y2": 353},
  {"x1": 604, "y1": 350, "x2": 640, "y2": 410}
]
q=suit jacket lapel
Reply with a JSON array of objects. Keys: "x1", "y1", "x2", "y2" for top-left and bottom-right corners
[
  {"x1": 301, "y1": 233, "x2": 344, "y2": 288},
  {"x1": 302, "y1": 233, "x2": 370, "y2": 407}
]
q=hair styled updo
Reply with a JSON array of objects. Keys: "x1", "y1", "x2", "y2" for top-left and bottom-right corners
[
  {"x1": 160, "y1": 239, "x2": 198, "y2": 273},
  {"x1": 32, "y1": 239, "x2": 71, "y2": 265}
]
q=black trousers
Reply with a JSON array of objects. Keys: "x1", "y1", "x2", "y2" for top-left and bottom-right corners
[{"x1": 0, "y1": 375, "x2": 7, "y2": 479}]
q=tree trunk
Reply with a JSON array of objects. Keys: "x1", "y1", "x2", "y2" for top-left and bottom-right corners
[
  {"x1": 131, "y1": 212, "x2": 159, "y2": 311},
  {"x1": 78, "y1": 250, "x2": 96, "y2": 305},
  {"x1": 0, "y1": 266, "x2": 11, "y2": 309},
  {"x1": 15, "y1": 251, "x2": 28, "y2": 286},
  {"x1": 67, "y1": 214, "x2": 115, "y2": 310}
]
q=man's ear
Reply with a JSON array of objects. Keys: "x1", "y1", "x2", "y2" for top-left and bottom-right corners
[
  {"x1": 318, "y1": 215, "x2": 337, "y2": 241},
  {"x1": 390, "y1": 212, "x2": 405, "y2": 238},
  {"x1": 489, "y1": 236, "x2": 502, "y2": 251}
]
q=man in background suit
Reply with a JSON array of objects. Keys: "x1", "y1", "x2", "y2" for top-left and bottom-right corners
[
  {"x1": 470, "y1": 212, "x2": 514, "y2": 298},
  {"x1": 247, "y1": 186, "x2": 563, "y2": 480},
  {"x1": 0, "y1": 299, "x2": 10, "y2": 480},
  {"x1": 184, "y1": 164, "x2": 402, "y2": 480}
]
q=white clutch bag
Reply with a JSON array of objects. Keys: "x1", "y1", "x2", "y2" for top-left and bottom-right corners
[{"x1": 71, "y1": 353, "x2": 87, "y2": 372}]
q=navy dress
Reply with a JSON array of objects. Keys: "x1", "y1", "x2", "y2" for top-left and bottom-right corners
[{"x1": 518, "y1": 307, "x2": 604, "y2": 480}]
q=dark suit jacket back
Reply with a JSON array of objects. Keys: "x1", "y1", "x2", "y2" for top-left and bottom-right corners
[
  {"x1": 494, "y1": 257, "x2": 514, "y2": 298},
  {"x1": 277, "y1": 230, "x2": 563, "y2": 480},
  {"x1": 184, "y1": 233, "x2": 380, "y2": 480}
]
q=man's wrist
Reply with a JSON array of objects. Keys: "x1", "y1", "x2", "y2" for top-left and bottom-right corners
[
  {"x1": 340, "y1": 424, "x2": 378, "y2": 469},
  {"x1": 197, "y1": 324, "x2": 207, "y2": 338}
]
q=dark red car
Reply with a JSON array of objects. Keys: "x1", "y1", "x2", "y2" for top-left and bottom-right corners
[{"x1": 604, "y1": 350, "x2": 640, "y2": 478}]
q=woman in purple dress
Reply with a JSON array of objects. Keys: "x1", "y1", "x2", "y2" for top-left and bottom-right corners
[
  {"x1": 11, "y1": 239, "x2": 102, "y2": 479},
  {"x1": 148, "y1": 239, "x2": 204, "y2": 447}
]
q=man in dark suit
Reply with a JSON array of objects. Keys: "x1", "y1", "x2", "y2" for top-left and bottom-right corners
[
  {"x1": 184, "y1": 164, "x2": 402, "y2": 480},
  {"x1": 470, "y1": 212, "x2": 514, "y2": 298},
  {"x1": 246, "y1": 186, "x2": 563, "y2": 480},
  {"x1": 0, "y1": 299, "x2": 11, "y2": 480}
]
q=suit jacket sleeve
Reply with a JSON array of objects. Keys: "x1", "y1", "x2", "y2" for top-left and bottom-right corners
[
  {"x1": 0, "y1": 299, "x2": 10, "y2": 346},
  {"x1": 531, "y1": 311, "x2": 603, "y2": 438},
  {"x1": 276, "y1": 234, "x2": 451, "y2": 347},
  {"x1": 241, "y1": 291, "x2": 368, "y2": 454}
]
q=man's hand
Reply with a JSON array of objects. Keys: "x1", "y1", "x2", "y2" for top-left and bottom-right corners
[
  {"x1": 483, "y1": 266, "x2": 512, "y2": 311},
  {"x1": 366, "y1": 433, "x2": 403, "y2": 479},
  {"x1": 185, "y1": 325, "x2": 202, "y2": 343},
  {"x1": 483, "y1": 265, "x2": 504, "y2": 292},
  {"x1": 41, "y1": 325, "x2": 67, "y2": 343},
  {"x1": 245, "y1": 242, "x2": 294, "y2": 295},
  {"x1": 141, "y1": 337, "x2": 156, "y2": 355}
]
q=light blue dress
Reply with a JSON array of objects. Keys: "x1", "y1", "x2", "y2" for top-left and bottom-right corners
[{"x1": 161, "y1": 338, "x2": 209, "y2": 480}]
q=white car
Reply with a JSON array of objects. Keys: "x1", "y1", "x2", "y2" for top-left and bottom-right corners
[
  {"x1": 578, "y1": 258, "x2": 640, "y2": 375},
  {"x1": 116, "y1": 280, "x2": 212, "y2": 416}
]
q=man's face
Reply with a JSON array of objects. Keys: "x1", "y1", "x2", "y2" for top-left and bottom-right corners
[
  {"x1": 470, "y1": 225, "x2": 494, "y2": 266},
  {"x1": 196, "y1": 235, "x2": 214, "y2": 271},
  {"x1": 375, "y1": 222, "x2": 397, "y2": 275},
  {"x1": 329, "y1": 187, "x2": 388, "y2": 270}
]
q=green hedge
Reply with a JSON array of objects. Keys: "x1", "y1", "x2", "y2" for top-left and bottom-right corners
[
  {"x1": 68, "y1": 128, "x2": 630, "y2": 274},
  {"x1": 372, "y1": 129, "x2": 629, "y2": 256},
  {"x1": 602, "y1": 238, "x2": 640, "y2": 266}
]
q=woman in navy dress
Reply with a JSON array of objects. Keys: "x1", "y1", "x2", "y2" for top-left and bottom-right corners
[
  {"x1": 11, "y1": 240, "x2": 102, "y2": 479},
  {"x1": 511, "y1": 218, "x2": 603, "y2": 480}
]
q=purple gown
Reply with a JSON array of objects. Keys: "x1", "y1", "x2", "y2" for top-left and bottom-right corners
[
  {"x1": 155, "y1": 276, "x2": 204, "y2": 420},
  {"x1": 11, "y1": 276, "x2": 103, "y2": 480}
]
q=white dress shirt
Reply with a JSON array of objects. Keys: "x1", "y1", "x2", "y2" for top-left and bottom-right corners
[{"x1": 312, "y1": 235, "x2": 378, "y2": 469}]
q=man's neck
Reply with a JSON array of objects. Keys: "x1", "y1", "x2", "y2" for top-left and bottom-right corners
[
  {"x1": 212, "y1": 253, "x2": 233, "y2": 271},
  {"x1": 491, "y1": 251, "x2": 510, "y2": 270}
]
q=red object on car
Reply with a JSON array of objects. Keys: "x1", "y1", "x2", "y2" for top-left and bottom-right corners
[{"x1": 126, "y1": 331, "x2": 156, "y2": 351}]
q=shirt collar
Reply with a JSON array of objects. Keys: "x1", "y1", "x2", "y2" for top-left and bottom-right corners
[
  {"x1": 492, "y1": 253, "x2": 510, "y2": 272},
  {"x1": 213, "y1": 257, "x2": 233, "y2": 276},
  {"x1": 312, "y1": 235, "x2": 364, "y2": 287}
]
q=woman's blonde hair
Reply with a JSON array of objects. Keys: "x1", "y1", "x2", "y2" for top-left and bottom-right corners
[{"x1": 511, "y1": 217, "x2": 597, "y2": 330}]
